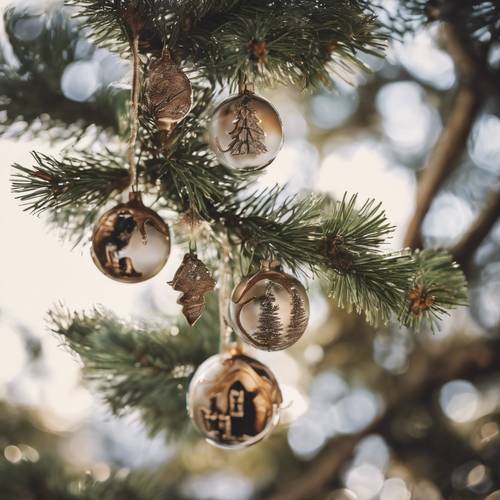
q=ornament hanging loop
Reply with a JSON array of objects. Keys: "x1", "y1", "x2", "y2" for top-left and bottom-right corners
[{"x1": 238, "y1": 81, "x2": 255, "y2": 95}]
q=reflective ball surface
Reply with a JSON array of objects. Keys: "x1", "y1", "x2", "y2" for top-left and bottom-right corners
[
  {"x1": 231, "y1": 261, "x2": 309, "y2": 351},
  {"x1": 91, "y1": 192, "x2": 171, "y2": 283},
  {"x1": 187, "y1": 352, "x2": 282, "y2": 449},
  {"x1": 208, "y1": 91, "x2": 283, "y2": 171}
]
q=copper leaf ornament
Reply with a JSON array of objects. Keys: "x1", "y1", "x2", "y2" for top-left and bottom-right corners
[{"x1": 169, "y1": 253, "x2": 216, "y2": 326}]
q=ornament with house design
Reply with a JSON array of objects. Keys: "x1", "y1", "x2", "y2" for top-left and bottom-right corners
[
  {"x1": 187, "y1": 351, "x2": 282, "y2": 448},
  {"x1": 169, "y1": 252, "x2": 216, "y2": 326},
  {"x1": 91, "y1": 191, "x2": 171, "y2": 283},
  {"x1": 208, "y1": 86, "x2": 283, "y2": 171},
  {"x1": 230, "y1": 261, "x2": 310, "y2": 351}
]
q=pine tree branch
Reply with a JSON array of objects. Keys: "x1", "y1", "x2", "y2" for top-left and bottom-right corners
[
  {"x1": 0, "y1": 7, "x2": 127, "y2": 140},
  {"x1": 322, "y1": 195, "x2": 396, "y2": 256},
  {"x1": 69, "y1": 0, "x2": 386, "y2": 89},
  {"x1": 0, "y1": 454, "x2": 163, "y2": 500},
  {"x1": 328, "y1": 252, "x2": 416, "y2": 326},
  {"x1": 215, "y1": 187, "x2": 325, "y2": 273},
  {"x1": 452, "y1": 189, "x2": 500, "y2": 274},
  {"x1": 11, "y1": 152, "x2": 130, "y2": 214},
  {"x1": 321, "y1": 195, "x2": 415, "y2": 325},
  {"x1": 13, "y1": 139, "x2": 467, "y2": 328},
  {"x1": 7, "y1": 5, "x2": 468, "y2": 330},
  {"x1": 399, "y1": 249, "x2": 468, "y2": 331},
  {"x1": 48, "y1": 301, "x2": 219, "y2": 437}
]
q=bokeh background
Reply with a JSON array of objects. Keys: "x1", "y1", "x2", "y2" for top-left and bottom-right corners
[{"x1": 1, "y1": 0, "x2": 500, "y2": 499}]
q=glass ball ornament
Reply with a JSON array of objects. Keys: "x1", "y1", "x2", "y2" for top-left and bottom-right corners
[
  {"x1": 230, "y1": 261, "x2": 310, "y2": 351},
  {"x1": 91, "y1": 191, "x2": 171, "y2": 283},
  {"x1": 187, "y1": 350, "x2": 282, "y2": 449},
  {"x1": 208, "y1": 87, "x2": 283, "y2": 171}
]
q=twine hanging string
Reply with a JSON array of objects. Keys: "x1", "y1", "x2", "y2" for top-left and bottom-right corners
[
  {"x1": 127, "y1": 16, "x2": 142, "y2": 192},
  {"x1": 218, "y1": 234, "x2": 237, "y2": 354}
]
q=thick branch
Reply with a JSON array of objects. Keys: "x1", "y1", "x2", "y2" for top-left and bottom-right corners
[
  {"x1": 452, "y1": 189, "x2": 500, "y2": 273},
  {"x1": 269, "y1": 338, "x2": 500, "y2": 500},
  {"x1": 404, "y1": 22, "x2": 485, "y2": 249},
  {"x1": 404, "y1": 87, "x2": 481, "y2": 248}
]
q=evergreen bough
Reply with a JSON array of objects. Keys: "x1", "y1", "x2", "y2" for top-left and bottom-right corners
[{"x1": 4, "y1": 0, "x2": 469, "y2": 444}]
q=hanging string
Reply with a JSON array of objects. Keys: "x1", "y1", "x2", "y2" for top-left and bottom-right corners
[
  {"x1": 128, "y1": 27, "x2": 141, "y2": 192},
  {"x1": 186, "y1": 208, "x2": 198, "y2": 254},
  {"x1": 218, "y1": 234, "x2": 236, "y2": 354}
]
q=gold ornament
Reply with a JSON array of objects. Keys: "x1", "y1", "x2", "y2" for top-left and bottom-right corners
[
  {"x1": 187, "y1": 351, "x2": 282, "y2": 448},
  {"x1": 169, "y1": 252, "x2": 216, "y2": 326},
  {"x1": 145, "y1": 49, "x2": 192, "y2": 132},
  {"x1": 230, "y1": 261, "x2": 309, "y2": 351},
  {"x1": 208, "y1": 86, "x2": 283, "y2": 171},
  {"x1": 91, "y1": 192, "x2": 171, "y2": 283}
]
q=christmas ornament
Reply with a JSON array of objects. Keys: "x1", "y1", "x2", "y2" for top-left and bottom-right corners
[
  {"x1": 187, "y1": 351, "x2": 282, "y2": 448},
  {"x1": 169, "y1": 252, "x2": 216, "y2": 326},
  {"x1": 230, "y1": 261, "x2": 309, "y2": 351},
  {"x1": 208, "y1": 86, "x2": 283, "y2": 171},
  {"x1": 145, "y1": 49, "x2": 192, "y2": 132},
  {"x1": 91, "y1": 191, "x2": 171, "y2": 283}
]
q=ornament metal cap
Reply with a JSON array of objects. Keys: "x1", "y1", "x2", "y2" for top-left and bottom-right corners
[{"x1": 238, "y1": 82, "x2": 255, "y2": 94}]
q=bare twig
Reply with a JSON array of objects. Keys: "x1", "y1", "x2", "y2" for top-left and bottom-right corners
[
  {"x1": 269, "y1": 338, "x2": 500, "y2": 500},
  {"x1": 404, "y1": 87, "x2": 481, "y2": 249},
  {"x1": 452, "y1": 189, "x2": 500, "y2": 273},
  {"x1": 404, "y1": 22, "x2": 486, "y2": 249}
]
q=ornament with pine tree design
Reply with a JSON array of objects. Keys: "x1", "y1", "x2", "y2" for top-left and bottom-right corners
[
  {"x1": 208, "y1": 85, "x2": 283, "y2": 171},
  {"x1": 230, "y1": 261, "x2": 309, "y2": 351}
]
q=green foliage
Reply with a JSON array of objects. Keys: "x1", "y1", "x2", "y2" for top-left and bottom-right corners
[
  {"x1": 0, "y1": 6, "x2": 127, "y2": 139},
  {"x1": 11, "y1": 151, "x2": 130, "y2": 214},
  {"x1": 69, "y1": 0, "x2": 386, "y2": 89},
  {"x1": 321, "y1": 194, "x2": 416, "y2": 325},
  {"x1": 1, "y1": 0, "x2": 476, "y2": 456},
  {"x1": 329, "y1": 252, "x2": 416, "y2": 326},
  {"x1": 0, "y1": 454, "x2": 161, "y2": 500},
  {"x1": 220, "y1": 187, "x2": 325, "y2": 273},
  {"x1": 322, "y1": 194, "x2": 395, "y2": 255},
  {"x1": 49, "y1": 301, "x2": 219, "y2": 437},
  {"x1": 12, "y1": 141, "x2": 467, "y2": 329},
  {"x1": 139, "y1": 85, "x2": 248, "y2": 217},
  {"x1": 399, "y1": 249, "x2": 468, "y2": 331}
]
